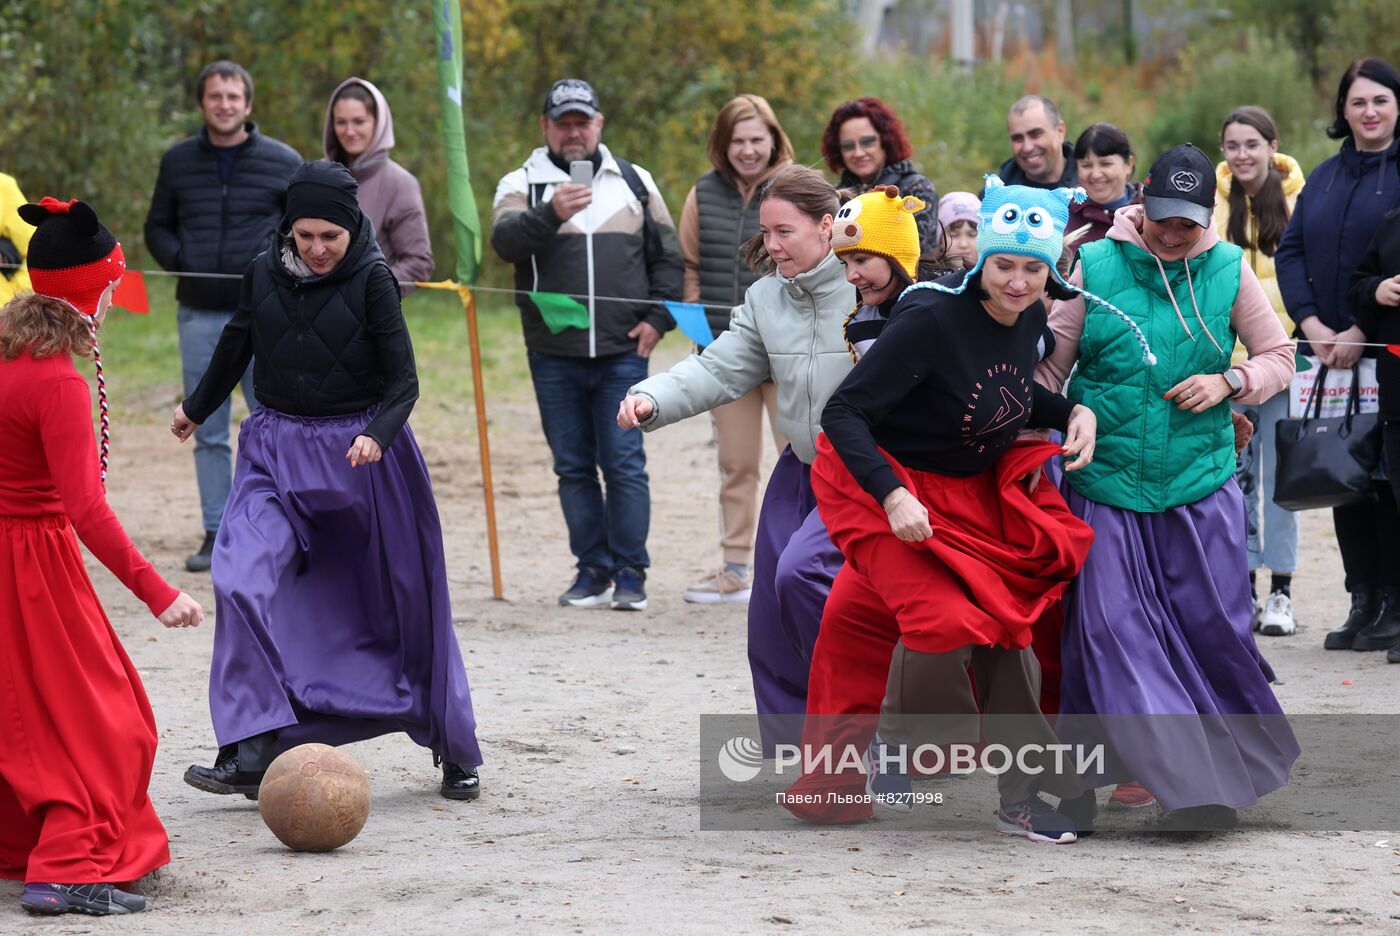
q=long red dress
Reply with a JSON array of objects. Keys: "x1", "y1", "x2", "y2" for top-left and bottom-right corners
[{"x1": 0, "y1": 350, "x2": 176, "y2": 884}]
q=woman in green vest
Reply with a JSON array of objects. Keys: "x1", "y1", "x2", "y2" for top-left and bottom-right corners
[{"x1": 1037, "y1": 144, "x2": 1300, "y2": 831}]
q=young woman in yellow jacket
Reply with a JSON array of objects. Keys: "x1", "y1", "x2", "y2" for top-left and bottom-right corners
[{"x1": 1215, "y1": 105, "x2": 1305, "y2": 636}]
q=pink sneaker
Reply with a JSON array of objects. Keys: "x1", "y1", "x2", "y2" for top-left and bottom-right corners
[{"x1": 1107, "y1": 781, "x2": 1157, "y2": 809}]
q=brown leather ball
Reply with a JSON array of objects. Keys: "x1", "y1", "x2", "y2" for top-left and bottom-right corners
[{"x1": 258, "y1": 744, "x2": 371, "y2": 852}]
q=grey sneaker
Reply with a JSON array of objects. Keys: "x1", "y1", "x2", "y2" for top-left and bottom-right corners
[
  {"x1": 21, "y1": 883, "x2": 146, "y2": 915},
  {"x1": 185, "y1": 531, "x2": 215, "y2": 572},
  {"x1": 611, "y1": 567, "x2": 648, "y2": 611},
  {"x1": 682, "y1": 568, "x2": 753, "y2": 604}
]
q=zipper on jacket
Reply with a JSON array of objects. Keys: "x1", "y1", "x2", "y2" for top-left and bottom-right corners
[
  {"x1": 295, "y1": 284, "x2": 306, "y2": 412},
  {"x1": 806, "y1": 285, "x2": 819, "y2": 456},
  {"x1": 218, "y1": 184, "x2": 229, "y2": 279},
  {"x1": 586, "y1": 211, "x2": 596, "y2": 358}
]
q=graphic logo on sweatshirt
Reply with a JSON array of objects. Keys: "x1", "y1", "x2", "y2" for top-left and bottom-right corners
[{"x1": 962, "y1": 363, "x2": 1031, "y2": 453}]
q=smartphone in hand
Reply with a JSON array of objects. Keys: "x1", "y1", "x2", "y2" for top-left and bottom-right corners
[{"x1": 570, "y1": 160, "x2": 595, "y2": 187}]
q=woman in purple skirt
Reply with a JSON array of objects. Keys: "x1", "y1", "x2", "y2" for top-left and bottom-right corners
[
  {"x1": 172, "y1": 161, "x2": 482, "y2": 801},
  {"x1": 1037, "y1": 144, "x2": 1298, "y2": 829}
]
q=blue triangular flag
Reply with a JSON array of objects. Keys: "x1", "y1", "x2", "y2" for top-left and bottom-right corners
[{"x1": 664, "y1": 301, "x2": 714, "y2": 348}]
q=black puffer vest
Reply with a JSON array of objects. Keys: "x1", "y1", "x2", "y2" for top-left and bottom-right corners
[
  {"x1": 244, "y1": 215, "x2": 394, "y2": 417},
  {"x1": 695, "y1": 170, "x2": 762, "y2": 337}
]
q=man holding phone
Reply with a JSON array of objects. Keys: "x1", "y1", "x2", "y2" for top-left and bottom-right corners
[{"x1": 492, "y1": 77, "x2": 683, "y2": 611}]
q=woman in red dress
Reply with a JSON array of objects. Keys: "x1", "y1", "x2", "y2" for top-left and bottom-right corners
[{"x1": 0, "y1": 198, "x2": 203, "y2": 916}]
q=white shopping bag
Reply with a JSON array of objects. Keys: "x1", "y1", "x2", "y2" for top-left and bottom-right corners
[{"x1": 1288, "y1": 357, "x2": 1379, "y2": 418}]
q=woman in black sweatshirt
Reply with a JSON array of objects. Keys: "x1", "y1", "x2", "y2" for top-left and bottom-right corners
[{"x1": 782, "y1": 180, "x2": 1134, "y2": 843}]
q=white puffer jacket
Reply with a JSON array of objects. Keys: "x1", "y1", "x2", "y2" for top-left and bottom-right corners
[{"x1": 630, "y1": 250, "x2": 855, "y2": 463}]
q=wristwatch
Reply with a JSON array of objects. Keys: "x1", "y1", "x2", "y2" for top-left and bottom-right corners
[{"x1": 1222, "y1": 368, "x2": 1244, "y2": 397}]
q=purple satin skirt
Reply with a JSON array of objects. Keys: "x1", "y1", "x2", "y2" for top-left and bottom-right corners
[
  {"x1": 208, "y1": 407, "x2": 481, "y2": 767},
  {"x1": 750, "y1": 448, "x2": 845, "y2": 752},
  {"x1": 1059, "y1": 479, "x2": 1297, "y2": 810}
]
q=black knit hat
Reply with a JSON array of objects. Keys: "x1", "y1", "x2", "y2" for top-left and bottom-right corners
[{"x1": 284, "y1": 160, "x2": 361, "y2": 234}]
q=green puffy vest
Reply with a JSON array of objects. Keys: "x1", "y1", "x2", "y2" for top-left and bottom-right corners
[{"x1": 1065, "y1": 236, "x2": 1242, "y2": 512}]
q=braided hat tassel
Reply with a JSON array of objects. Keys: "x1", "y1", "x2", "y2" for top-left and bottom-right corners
[{"x1": 88, "y1": 318, "x2": 110, "y2": 485}]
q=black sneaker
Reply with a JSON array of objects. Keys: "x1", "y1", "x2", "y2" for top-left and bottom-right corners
[
  {"x1": 21, "y1": 883, "x2": 146, "y2": 915},
  {"x1": 611, "y1": 567, "x2": 648, "y2": 611},
  {"x1": 185, "y1": 531, "x2": 216, "y2": 573},
  {"x1": 995, "y1": 794, "x2": 1079, "y2": 844},
  {"x1": 558, "y1": 567, "x2": 613, "y2": 608},
  {"x1": 440, "y1": 762, "x2": 481, "y2": 801}
]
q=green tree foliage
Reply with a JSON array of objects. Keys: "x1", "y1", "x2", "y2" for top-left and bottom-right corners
[
  {"x1": 0, "y1": 0, "x2": 853, "y2": 281},
  {"x1": 1146, "y1": 28, "x2": 1337, "y2": 177}
]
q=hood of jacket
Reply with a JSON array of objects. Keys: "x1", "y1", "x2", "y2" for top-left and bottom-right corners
[
  {"x1": 323, "y1": 77, "x2": 395, "y2": 178},
  {"x1": 1215, "y1": 152, "x2": 1305, "y2": 200},
  {"x1": 271, "y1": 206, "x2": 382, "y2": 288},
  {"x1": 1106, "y1": 202, "x2": 1220, "y2": 261}
]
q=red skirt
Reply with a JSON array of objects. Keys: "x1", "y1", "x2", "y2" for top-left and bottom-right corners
[
  {"x1": 811, "y1": 436, "x2": 1093, "y2": 653},
  {"x1": 0, "y1": 515, "x2": 169, "y2": 883}
]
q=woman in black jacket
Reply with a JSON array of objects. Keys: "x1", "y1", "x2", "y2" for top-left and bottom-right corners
[
  {"x1": 171, "y1": 161, "x2": 483, "y2": 802},
  {"x1": 821, "y1": 97, "x2": 940, "y2": 263}
]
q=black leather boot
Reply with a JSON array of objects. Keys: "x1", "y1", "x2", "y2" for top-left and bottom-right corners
[
  {"x1": 184, "y1": 733, "x2": 276, "y2": 799},
  {"x1": 1352, "y1": 588, "x2": 1400, "y2": 651},
  {"x1": 440, "y1": 762, "x2": 481, "y2": 801},
  {"x1": 1324, "y1": 589, "x2": 1376, "y2": 650}
]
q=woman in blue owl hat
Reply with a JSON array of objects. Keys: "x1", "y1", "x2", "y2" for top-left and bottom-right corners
[
  {"x1": 781, "y1": 179, "x2": 1102, "y2": 842},
  {"x1": 1035, "y1": 143, "x2": 1298, "y2": 831}
]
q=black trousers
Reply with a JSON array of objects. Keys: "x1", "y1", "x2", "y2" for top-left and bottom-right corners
[{"x1": 1333, "y1": 416, "x2": 1400, "y2": 592}]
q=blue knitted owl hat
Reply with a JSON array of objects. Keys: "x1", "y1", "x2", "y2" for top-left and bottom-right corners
[{"x1": 902, "y1": 175, "x2": 1156, "y2": 365}]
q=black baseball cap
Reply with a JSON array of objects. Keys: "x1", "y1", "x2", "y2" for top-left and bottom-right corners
[
  {"x1": 1142, "y1": 143, "x2": 1215, "y2": 228},
  {"x1": 543, "y1": 78, "x2": 600, "y2": 120}
]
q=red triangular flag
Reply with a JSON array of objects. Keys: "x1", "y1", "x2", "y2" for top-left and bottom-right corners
[
  {"x1": 111, "y1": 270, "x2": 148, "y2": 314},
  {"x1": 1388, "y1": 344, "x2": 1400, "y2": 361}
]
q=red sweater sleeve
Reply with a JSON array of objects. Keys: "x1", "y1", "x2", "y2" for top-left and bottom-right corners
[{"x1": 39, "y1": 374, "x2": 178, "y2": 616}]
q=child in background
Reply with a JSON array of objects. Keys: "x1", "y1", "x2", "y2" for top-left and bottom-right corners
[{"x1": 937, "y1": 191, "x2": 980, "y2": 269}]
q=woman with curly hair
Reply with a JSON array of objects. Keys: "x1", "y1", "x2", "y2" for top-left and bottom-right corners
[{"x1": 821, "y1": 97, "x2": 939, "y2": 263}]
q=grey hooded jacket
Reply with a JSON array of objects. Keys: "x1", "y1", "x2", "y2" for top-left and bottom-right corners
[{"x1": 629, "y1": 250, "x2": 855, "y2": 464}]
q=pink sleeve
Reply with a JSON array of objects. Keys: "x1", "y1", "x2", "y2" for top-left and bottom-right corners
[
  {"x1": 1230, "y1": 257, "x2": 1295, "y2": 404},
  {"x1": 1036, "y1": 266, "x2": 1087, "y2": 392},
  {"x1": 39, "y1": 375, "x2": 179, "y2": 616}
]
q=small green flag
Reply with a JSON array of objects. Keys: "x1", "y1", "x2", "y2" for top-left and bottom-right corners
[
  {"x1": 433, "y1": 0, "x2": 481, "y2": 285},
  {"x1": 1295, "y1": 351, "x2": 1313, "y2": 372},
  {"x1": 530, "y1": 291, "x2": 590, "y2": 334}
]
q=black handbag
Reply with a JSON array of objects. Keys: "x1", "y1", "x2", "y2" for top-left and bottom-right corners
[{"x1": 1274, "y1": 364, "x2": 1382, "y2": 511}]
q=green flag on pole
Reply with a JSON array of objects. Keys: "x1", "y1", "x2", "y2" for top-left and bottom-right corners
[{"x1": 433, "y1": 0, "x2": 481, "y2": 284}]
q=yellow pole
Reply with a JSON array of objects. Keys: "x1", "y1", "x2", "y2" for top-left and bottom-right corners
[
  {"x1": 414, "y1": 280, "x2": 504, "y2": 598},
  {"x1": 462, "y1": 286, "x2": 505, "y2": 599}
]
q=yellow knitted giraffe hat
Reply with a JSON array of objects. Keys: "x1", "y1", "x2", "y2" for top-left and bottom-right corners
[{"x1": 831, "y1": 185, "x2": 926, "y2": 283}]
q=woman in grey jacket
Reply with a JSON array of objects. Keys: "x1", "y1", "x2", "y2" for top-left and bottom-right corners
[{"x1": 617, "y1": 166, "x2": 855, "y2": 751}]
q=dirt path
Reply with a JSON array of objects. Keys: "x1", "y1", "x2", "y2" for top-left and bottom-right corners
[{"x1": 6, "y1": 347, "x2": 1400, "y2": 934}]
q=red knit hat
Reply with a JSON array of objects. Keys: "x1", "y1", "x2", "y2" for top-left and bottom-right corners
[{"x1": 18, "y1": 197, "x2": 126, "y2": 316}]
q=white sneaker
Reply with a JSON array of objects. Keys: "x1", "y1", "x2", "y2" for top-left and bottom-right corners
[
  {"x1": 682, "y1": 569, "x2": 753, "y2": 604},
  {"x1": 1258, "y1": 591, "x2": 1296, "y2": 636}
]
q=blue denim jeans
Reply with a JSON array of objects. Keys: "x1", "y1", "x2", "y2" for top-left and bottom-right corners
[
  {"x1": 1233, "y1": 392, "x2": 1298, "y2": 574},
  {"x1": 178, "y1": 305, "x2": 255, "y2": 533},
  {"x1": 528, "y1": 351, "x2": 650, "y2": 574}
]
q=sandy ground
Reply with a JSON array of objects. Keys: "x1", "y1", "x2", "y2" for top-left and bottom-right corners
[{"x1": 6, "y1": 341, "x2": 1400, "y2": 934}]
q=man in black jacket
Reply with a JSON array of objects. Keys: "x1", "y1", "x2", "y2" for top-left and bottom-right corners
[
  {"x1": 993, "y1": 95, "x2": 1077, "y2": 191},
  {"x1": 145, "y1": 60, "x2": 300, "y2": 572},
  {"x1": 491, "y1": 78, "x2": 683, "y2": 612}
]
